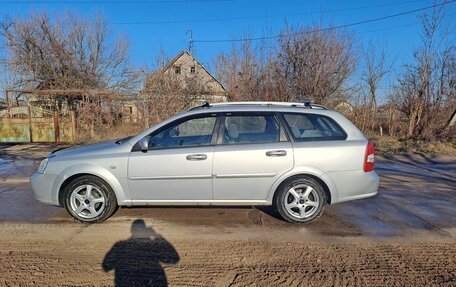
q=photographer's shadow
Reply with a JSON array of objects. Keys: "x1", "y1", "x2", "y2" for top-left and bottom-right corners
[{"x1": 103, "y1": 219, "x2": 179, "y2": 287}]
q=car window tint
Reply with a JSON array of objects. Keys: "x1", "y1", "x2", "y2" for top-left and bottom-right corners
[
  {"x1": 149, "y1": 116, "x2": 216, "y2": 149},
  {"x1": 316, "y1": 117, "x2": 345, "y2": 137},
  {"x1": 283, "y1": 113, "x2": 346, "y2": 141},
  {"x1": 223, "y1": 115, "x2": 279, "y2": 144}
]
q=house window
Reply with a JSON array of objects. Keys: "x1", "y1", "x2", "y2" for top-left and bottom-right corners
[
  {"x1": 190, "y1": 66, "x2": 196, "y2": 73},
  {"x1": 174, "y1": 66, "x2": 181, "y2": 74}
]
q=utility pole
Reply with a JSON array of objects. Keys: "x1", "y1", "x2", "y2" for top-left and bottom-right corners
[{"x1": 186, "y1": 29, "x2": 193, "y2": 53}]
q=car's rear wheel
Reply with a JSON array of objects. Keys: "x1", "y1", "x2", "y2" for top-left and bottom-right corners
[
  {"x1": 275, "y1": 176, "x2": 326, "y2": 223},
  {"x1": 63, "y1": 175, "x2": 118, "y2": 223}
]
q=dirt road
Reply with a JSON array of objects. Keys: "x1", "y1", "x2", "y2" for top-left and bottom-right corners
[{"x1": 0, "y1": 144, "x2": 455, "y2": 286}]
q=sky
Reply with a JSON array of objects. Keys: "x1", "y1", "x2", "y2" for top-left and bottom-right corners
[{"x1": 0, "y1": 0, "x2": 455, "y2": 100}]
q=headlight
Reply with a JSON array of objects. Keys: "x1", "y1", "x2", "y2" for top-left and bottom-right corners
[{"x1": 37, "y1": 158, "x2": 49, "y2": 174}]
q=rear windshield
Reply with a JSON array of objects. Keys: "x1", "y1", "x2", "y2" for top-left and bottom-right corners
[{"x1": 282, "y1": 113, "x2": 347, "y2": 141}]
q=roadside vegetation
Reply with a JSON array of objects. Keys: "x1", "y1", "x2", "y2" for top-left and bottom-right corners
[
  {"x1": 0, "y1": 5, "x2": 454, "y2": 155},
  {"x1": 371, "y1": 136, "x2": 456, "y2": 155},
  {"x1": 211, "y1": 6, "x2": 455, "y2": 154}
]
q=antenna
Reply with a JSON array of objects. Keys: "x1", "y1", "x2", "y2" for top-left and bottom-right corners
[{"x1": 186, "y1": 29, "x2": 193, "y2": 53}]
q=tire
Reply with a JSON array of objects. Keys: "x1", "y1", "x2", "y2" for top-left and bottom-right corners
[
  {"x1": 63, "y1": 175, "x2": 118, "y2": 223},
  {"x1": 275, "y1": 176, "x2": 326, "y2": 224}
]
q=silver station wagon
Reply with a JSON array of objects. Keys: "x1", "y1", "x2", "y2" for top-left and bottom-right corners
[{"x1": 31, "y1": 101, "x2": 379, "y2": 223}]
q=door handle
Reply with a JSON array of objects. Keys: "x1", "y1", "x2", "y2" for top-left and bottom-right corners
[
  {"x1": 266, "y1": 150, "x2": 287, "y2": 157},
  {"x1": 186, "y1": 154, "x2": 208, "y2": 161}
]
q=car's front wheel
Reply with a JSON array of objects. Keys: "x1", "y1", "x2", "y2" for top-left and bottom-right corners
[
  {"x1": 275, "y1": 176, "x2": 326, "y2": 223},
  {"x1": 63, "y1": 175, "x2": 118, "y2": 223}
]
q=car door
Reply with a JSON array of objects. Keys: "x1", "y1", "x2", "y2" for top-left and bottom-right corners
[
  {"x1": 128, "y1": 114, "x2": 218, "y2": 201},
  {"x1": 212, "y1": 113, "x2": 294, "y2": 200}
]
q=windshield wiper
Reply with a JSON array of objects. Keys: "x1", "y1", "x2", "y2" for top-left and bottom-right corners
[{"x1": 115, "y1": 136, "x2": 132, "y2": 144}]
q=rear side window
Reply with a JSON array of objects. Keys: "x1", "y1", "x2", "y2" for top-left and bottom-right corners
[
  {"x1": 223, "y1": 115, "x2": 279, "y2": 144},
  {"x1": 282, "y1": 113, "x2": 347, "y2": 141}
]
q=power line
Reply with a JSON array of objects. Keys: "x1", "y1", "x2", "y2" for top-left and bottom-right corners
[
  {"x1": 114, "y1": 0, "x2": 430, "y2": 25},
  {"x1": 193, "y1": 0, "x2": 455, "y2": 43},
  {"x1": 358, "y1": 10, "x2": 456, "y2": 34},
  {"x1": 0, "y1": 0, "x2": 238, "y2": 3},
  {"x1": 114, "y1": 0, "x2": 429, "y2": 25}
]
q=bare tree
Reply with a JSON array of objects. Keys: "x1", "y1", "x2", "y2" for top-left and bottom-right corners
[
  {"x1": 0, "y1": 12, "x2": 139, "y2": 96},
  {"x1": 214, "y1": 24, "x2": 356, "y2": 106},
  {"x1": 273, "y1": 25, "x2": 356, "y2": 105},
  {"x1": 392, "y1": 5, "x2": 455, "y2": 140},
  {"x1": 361, "y1": 41, "x2": 390, "y2": 130},
  {"x1": 0, "y1": 12, "x2": 140, "y2": 142},
  {"x1": 214, "y1": 36, "x2": 265, "y2": 101}
]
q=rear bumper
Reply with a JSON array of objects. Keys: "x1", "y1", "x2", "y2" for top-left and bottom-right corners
[
  {"x1": 328, "y1": 170, "x2": 379, "y2": 204},
  {"x1": 30, "y1": 172, "x2": 59, "y2": 205}
]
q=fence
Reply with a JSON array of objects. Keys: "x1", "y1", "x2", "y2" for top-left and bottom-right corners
[{"x1": 0, "y1": 106, "x2": 75, "y2": 143}]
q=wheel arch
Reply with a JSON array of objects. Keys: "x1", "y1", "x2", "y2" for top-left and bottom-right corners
[
  {"x1": 268, "y1": 168, "x2": 337, "y2": 205},
  {"x1": 55, "y1": 164, "x2": 129, "y2": 207},
  {"x1": 272, "y1": 174, "x2": 332, "y2": 206},
  {"x1": 58, "y1": 173, "x2": 108, "y2": 206}
]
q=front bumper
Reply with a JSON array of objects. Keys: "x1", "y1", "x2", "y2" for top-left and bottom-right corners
[{"x1": 30, "y1": 172, "x2": 60, "y2": 206}]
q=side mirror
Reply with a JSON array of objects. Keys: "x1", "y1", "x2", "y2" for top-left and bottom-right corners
[{"x1": 138, "y1": 137, "x2": 149, "y2": 152}]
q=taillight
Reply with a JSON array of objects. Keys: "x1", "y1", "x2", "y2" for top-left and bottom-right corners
[{"x1": 364, "y1": 141, "x2": 375, "y2": 172}]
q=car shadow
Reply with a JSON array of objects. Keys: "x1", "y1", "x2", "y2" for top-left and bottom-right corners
[
  {"x1": 102, "y1": 219, "x2": 179, "y2": 287},
  {"x1": 254, "y1": 205, "x2": 284, "y2": 221}
]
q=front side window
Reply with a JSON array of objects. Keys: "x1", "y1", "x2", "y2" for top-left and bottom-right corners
[
  {"x1": 223, "y1": 115, "x2": 279, "y2": 144},
  {"x1": 148, "y1": 116, "x2": 216, "y2": 149},
  {"x1": 282, "y1": 113, "x2": 346, "y2": 141}
]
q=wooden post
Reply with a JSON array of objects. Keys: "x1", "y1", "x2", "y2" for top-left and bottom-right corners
[
  {"x1": 6, "y1": 90, "x2": 10, "y2": 117},
  {"x1": 108, "y1": 96, "x2": 113, "y2": 127},
  {"x1": 28, "y1": 106, "x2": 33, "y2": 143},
  {"x1": 70, "y1": 111, "x2": 76, "y2": 142},
  {"x1": 53, "y1": 111, "x2": 60, "y2": 143},
  {"x1": 144, "y1": 97, "x2": 149, "y2": 128}
]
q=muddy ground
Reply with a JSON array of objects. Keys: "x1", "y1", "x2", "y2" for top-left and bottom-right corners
[{"x1": 0, "y1": 144, "x2": 455, "y2": 286}]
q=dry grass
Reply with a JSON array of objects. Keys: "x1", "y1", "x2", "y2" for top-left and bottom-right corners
[
  {"x1": 371, "y1": 136, "x2": 456, "y2": 156},
  {"x1": 74, "y1": 123, "x2": 144, "y2": 144},
  {"x1": 74, "y1": 123, "x2": 456, "y2": 157}
]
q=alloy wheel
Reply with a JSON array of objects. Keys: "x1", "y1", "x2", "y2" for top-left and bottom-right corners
[
  {"x1": 284, "y1": 184, "x2": 320, "y2": 219},
  {"x1": 69, "y1": 184, "x2": 106, "y2": 219}
]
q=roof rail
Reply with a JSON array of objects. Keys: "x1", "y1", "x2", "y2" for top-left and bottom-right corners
[
  {"x1": 188, "y1": 101, "x2": 327, "y2": 111},
  {"x1": 187, "y1": 101, "x2": 211, "y2": 111}
]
